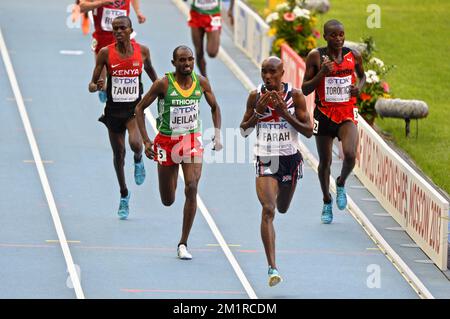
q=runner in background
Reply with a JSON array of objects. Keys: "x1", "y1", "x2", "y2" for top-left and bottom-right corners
[
  {"x1": 183, "y1": 0, "x2": 234, "y2": 77},
  {"x1": 80, "y1": 0, "x2": 146, "y2": 102}
]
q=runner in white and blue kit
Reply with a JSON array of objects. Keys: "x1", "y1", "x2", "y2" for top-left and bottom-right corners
[{"x1": 240, "y1": 56, "x2": 313, "y2": 287}]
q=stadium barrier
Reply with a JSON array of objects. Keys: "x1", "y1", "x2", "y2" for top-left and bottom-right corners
[{"x1": 234, "y1": 0, "x2": 273, "y2": 67}]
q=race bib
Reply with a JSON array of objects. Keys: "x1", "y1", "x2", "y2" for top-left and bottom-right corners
[
  {"x1": 313, "y1": 119, "x2": 319, "y2": 134},
  {"x1": 101, "y1": 8, "x2": 127, "y2": 31},
  {"x1": 257, "y1": 122, "x2": 296, "y2": 151},
  {"x1": 353, "y1": 107, "x2": 359, "y2": 121},
  {"x1": 194, "y1": 0, "x2": 219, "y2": 11},
  {"x1": 111, "y1": 76, "x2": 139, "y2": 102},
  {"x1": 324, "y1": 75, "x2": 352, "y2": 102},
  {"x1": 156, "y1": 147, "x2": 167, "y2": 162},
  {"x1": 210, "y1": 16, "x2": 222, "y2": 28},
  {"x1": 170, "y1": 103, "x2": 199, "y2": 132}
]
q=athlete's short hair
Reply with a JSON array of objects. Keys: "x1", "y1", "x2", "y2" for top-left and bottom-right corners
[
  {"x1": 323, "y1": 19, "x2": 343, "y2": 34},
  {"x1": 173, "y1": 45, "x2": 193, "y2": 60},
  {"x1": 113, "y1": 15, "x2": 132, "y2": 29}
]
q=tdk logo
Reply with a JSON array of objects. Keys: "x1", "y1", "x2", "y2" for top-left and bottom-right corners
[{"x1": 328, "y1": 77, "x2": 350, "y2": 85}]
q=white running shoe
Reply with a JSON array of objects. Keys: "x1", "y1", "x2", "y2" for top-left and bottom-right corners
[{"x1": 177, "y1": 244, "x2": 192, "y2": 260}]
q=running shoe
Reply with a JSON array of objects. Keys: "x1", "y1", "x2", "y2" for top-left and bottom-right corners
[
  {"x1": 117, "y1": 192, "x2": 130, "y2": 220},
  {"x1": 321, "y1": 199, "x2": 333, "y2": 224},
  {"x1": 268, "y1": 267, "x2": 282, "y2": 287},
  {"x1": 177, "y1": 244, "x2": 192, "y2": 260},
  {"x1": 134, "y1": 159, "x2": 146, "y2": 185},
  {"x1": 336, "y1": 178, "x2": 347, "y2": 210},
  {"x1": 98, "y1": 90, "x2": 107, "y2": 103}
]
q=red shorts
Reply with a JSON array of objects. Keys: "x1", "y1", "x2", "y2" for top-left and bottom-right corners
[
  {"x1": 317, "y1": 105, "x2": 359, "y2": 125},
  {"x1": 153, "y1": 132, "x2": 204, "y2": 166},
  {"x1": 92, "y1": 32, "x2": 114, "y2": 54},
  {"x1": 188, "y1": 10, "x2": 222, "y2": 32}
]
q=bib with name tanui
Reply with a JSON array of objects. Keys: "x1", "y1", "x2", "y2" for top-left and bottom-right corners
[{"x1": 107, "y1": 42, "x2": 142, "y2": 103}]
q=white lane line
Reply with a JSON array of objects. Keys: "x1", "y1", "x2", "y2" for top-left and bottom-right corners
[
  {"x1": 59, "y1": 50, "x2": 84, "y2": 55},
  {"x1": 0, "y1": 28, "x2": 85, "y2": 299},
  {"x1": 144, "y1": 110, "x2": 257, "y2": 299}
]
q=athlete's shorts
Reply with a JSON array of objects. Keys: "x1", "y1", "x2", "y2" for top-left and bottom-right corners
[
  {"x1": 98, "y1": 107, "x2": 134, "y2": 134},
  {"x1": 153, "y1": 132, "x2": 204, "y2": 166},
  {"x1": 92, "y1": 33, "x2": 114, "y2": 54},
  {"x1": 188, "y1": 10, "x2": 222, "y2": 32},
  {"x1": 313, "y1": 107, "x2": 358, "y2": 139},
  {"x1": 255, "y1": 151, "x2": 303, "y2": 185}
]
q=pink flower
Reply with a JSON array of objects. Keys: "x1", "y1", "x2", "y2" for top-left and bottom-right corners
[
  {"x1": 283, "y1": 12, "x2": 296, "y2": 22},
  {"x1": 313, "y1": 30, "x2": 321, "y2": 38},
  {"x1": 381, "y1": 81, "x2": 390, "y2": 93}
]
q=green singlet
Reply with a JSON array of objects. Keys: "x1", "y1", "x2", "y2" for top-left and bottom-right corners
[
  {"x1": 191, "y1": 0, "x2": 221, "y2": 15},
  {"x1": 157, "y1": 72, "x2": 203, "y2": 136}
]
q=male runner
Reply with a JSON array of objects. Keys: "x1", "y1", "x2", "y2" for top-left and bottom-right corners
[
  {"x1": 89, "y1": 16, "x2": 157, "y2": 219},
  {"x1": 135, "y1": 45, "x2": 222, "y2": 260},
  {"x1": 302, "y1": 20, "x2": 366, "y2": 224},
  {"x1": 183, "y1": 0, "x2": 234, "y2": 77},
  {"x1": 240, "y1": 57, "x2": 313, "y2": 286},
  {"x1": 80, "y1": 0, "x2": 146, "y2": 102}
]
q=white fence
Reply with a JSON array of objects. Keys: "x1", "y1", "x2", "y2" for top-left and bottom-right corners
[{"x1": 233, "y1": 0, "x2": 272, "y2": 67}]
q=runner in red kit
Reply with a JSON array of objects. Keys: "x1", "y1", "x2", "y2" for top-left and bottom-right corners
[
  {"x1": 183, "y1": 0, "x2": 234, "y2": 77},
  {"x1": 89, "y1": 16, "x2": 157, "y2": 220},
  {"x1": 80, "y1": 0, "x2": 146, "y2": 102},
  {"x1": 302, "y1": 20, "x2": 366, "y2": 224}
]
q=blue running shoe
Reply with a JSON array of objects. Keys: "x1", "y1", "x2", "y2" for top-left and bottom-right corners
[
  {"x1": 98, "y1": 90, "x2": 107, "y2": 103},
  {"x1": 118, "y1": 192, "x2": 130, "y2": 220},
  {"x1": 268, "y1": 267, "x2": 282, "y2": 287},
  {"x1": 336, "y1": 178, "x2": 347, "y2": 210},
  {"x1": 321, "y1": 200, "x2": 333, "y2": 224},
  {"x1": 134, "y1": 159, "x2": 146, "y2": 185}
]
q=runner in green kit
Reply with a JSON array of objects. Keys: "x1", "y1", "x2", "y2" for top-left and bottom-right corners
[{"x1": 135, "y1": 45, "x2": 222, "y2": 259}]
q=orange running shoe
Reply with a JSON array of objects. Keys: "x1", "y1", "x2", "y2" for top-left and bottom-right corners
[{"x1": 81, "y1": 13, "x2": 90, "y2": 35}]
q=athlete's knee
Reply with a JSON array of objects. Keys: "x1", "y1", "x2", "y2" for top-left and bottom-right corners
[
  {"x1": 184, "y1": 182, "x2": 198, "y2": 199},
  {"x1": 277, "y1": 205, "x2": 289, "y2": 214},
  {"x1": 262, "y1": 203, "x2": 276, "y2": 218},
  {"x1": 161, "y1": 195, "x2": 175, "y2": 207},
  {"x1": 207, "y1": 47, "x2": 218, "y2": 58},
  {"x1": 343, "y1": 150, "x2": 356, "y2": 165},
  {"x1": 318, "y1": 158, "x2": 332, "y2": 172}
]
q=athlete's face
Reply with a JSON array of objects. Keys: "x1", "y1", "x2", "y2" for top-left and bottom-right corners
[
  {"x1": 324, "y1": 24, "x2": 345, "y2": 49},
  {"x1": 173, "y1": 49, "x2": 195, "y2": 76},
  {"x1": 112, "y1": 19, "x2": 131, "y2": 42},
  {"x1": 261, "y1": 60, "x2": 284, "y2": 91}
]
